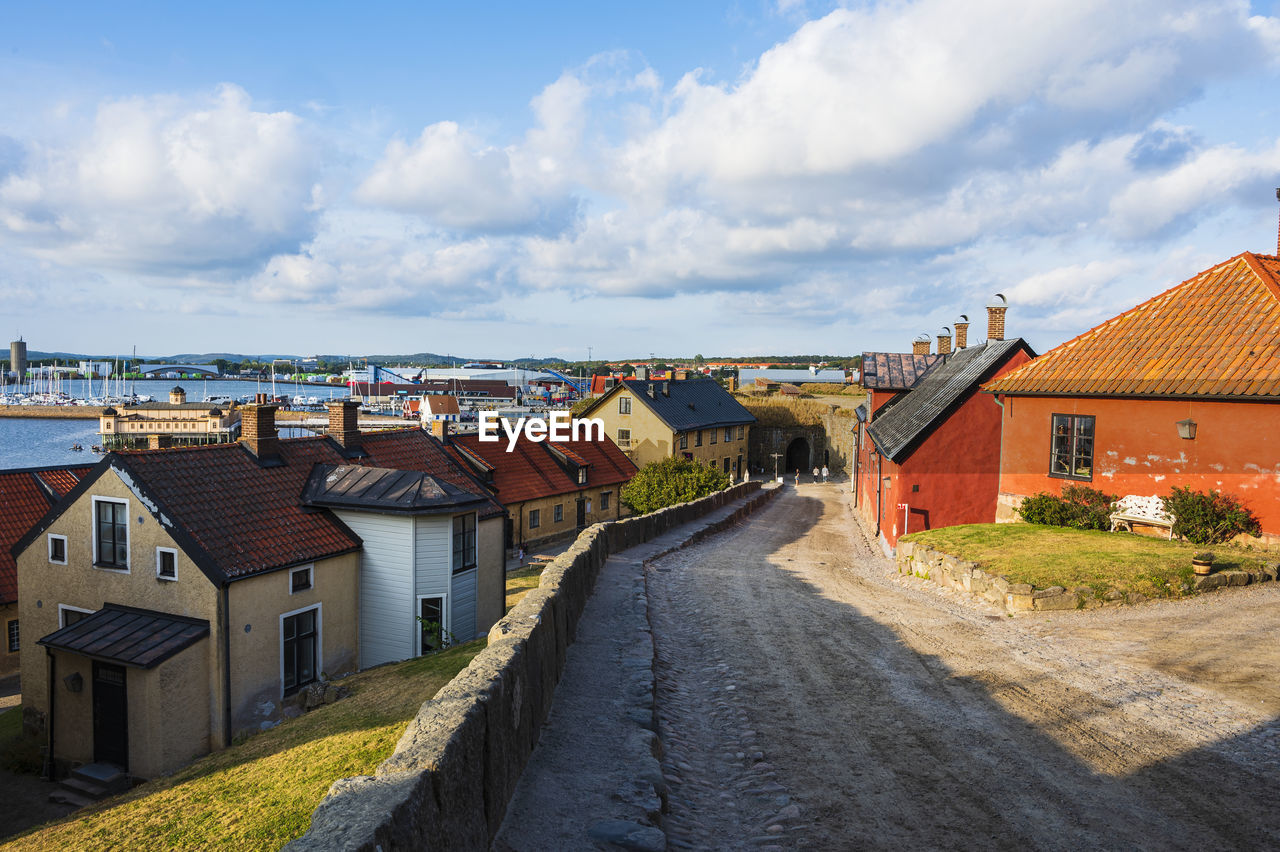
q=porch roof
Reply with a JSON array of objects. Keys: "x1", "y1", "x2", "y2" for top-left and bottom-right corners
[{"x1": 37, "y1": 604, "x2": 210, "y2": 669}]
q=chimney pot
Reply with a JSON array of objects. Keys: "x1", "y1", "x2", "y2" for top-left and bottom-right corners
[
  {"x1": 954, "y1": 315, "x2": 970, "y2": 349},
  {"x1": 986, "y1": 294, "x2": 1008, "y2": 341},
  {"x1": 937, "y1": 326, "x2": 953, "y2": 356}
]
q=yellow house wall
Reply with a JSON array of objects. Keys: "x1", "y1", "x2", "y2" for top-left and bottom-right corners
[
  {"x1": 510, "y1": 484, "x2": 626, "y2": 549},
  {"x1": 225, "y1": 551, "x2": 359, "y2": 736},
  {"x1": 590, "y1": 388, "x2": 751, "y2": 473},
  {"x1": 16, "y1": 467, "x2": 224, "y2": 750},
  {"x1": 1, "y1": 601, "x2": 17, "y2": 678},
  {"x1": 476, "y1": 517, "x2": 505, "y2": 635}
]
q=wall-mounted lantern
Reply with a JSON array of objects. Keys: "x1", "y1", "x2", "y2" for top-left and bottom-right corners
[
  {"x1": 1176, "y1": 418, "x2": 1197, "y2": 440},
  {"x1": 63, "y1": 672, "x2": 83, "y2": 693}
]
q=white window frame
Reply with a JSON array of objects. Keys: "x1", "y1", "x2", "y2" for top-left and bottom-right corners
[
  {"x1": 155, "y1": 547, "x2": 179, "y2": 581},
  {"x1": 416, "y1": 593, "x2": 449, "y2": 655},
  {"x1": 618, "y1": 396, "x2": 631, "y2": 415},
  {"x1": 90, "y1": 496, "x2": 130, "y2": 573},
  {"x1": 279, "y1": 602, "x2": 322, "y2": 699},
  {"x1": 48, "y1": 534, "x2": 68, "y2": 565},
  {"x1": 59, "y1": 604, "x2": 95, "y2": 629},
  {"x1": 289, "y1": 564, "x2": 314, "y2": 595},
  {"x1": 616, "y1": 428, "x2": 631, "y2": 449}
]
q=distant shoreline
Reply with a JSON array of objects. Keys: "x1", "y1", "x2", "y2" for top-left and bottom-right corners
[{"x1": 0, "y1": 406, "x2": 100, "y2": 419}]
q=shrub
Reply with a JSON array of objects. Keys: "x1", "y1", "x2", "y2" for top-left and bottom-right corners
[
  {"x1": 1018, "y1": 485, "x2": 1117, "y2": 530},
  {"x1": 621, "y1": 456, "x2": 730, "y2": 514},
  {"x1": 1162, "y1": 487, "x2": 1261, "y2": 545}
]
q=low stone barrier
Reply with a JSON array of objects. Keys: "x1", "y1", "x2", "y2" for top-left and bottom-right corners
[
  {"x1": 286, "y1": 481, "x2": 776, "y2": 851},
  {"x1": 896, "y1": 540, "x2": 1279, "y2": 613}
]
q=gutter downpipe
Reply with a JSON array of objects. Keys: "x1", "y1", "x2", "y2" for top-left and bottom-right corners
[
  {"x1": 222, "y1": 583, "x2": 232, "y2": 748},
  {"x1": 874, "y1": 452, "x2": 883, "y2": 537},
  {"x1": 852, "y1": 424, "x2": 861, "y2": 507},
  {"x1": 44, "y1": 648, "x2": 55, "y2": 780},
  {"x1": 993, "y1": 393, "x2": 1007, "y2": 521}
]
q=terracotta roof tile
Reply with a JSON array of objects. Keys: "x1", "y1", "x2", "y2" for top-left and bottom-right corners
[
  {"x1": 986, "y1": 253, "x2": 1280, "y2": 398},
  {"x1": 0, "y1": 465, "x2": 92, "y2": 603},
  {"x1": 112, "y1": 428, "x2": 501, "y2": 582},
  {"x1": 449, "y1": 433, "x2": 637, "y2": 506}
]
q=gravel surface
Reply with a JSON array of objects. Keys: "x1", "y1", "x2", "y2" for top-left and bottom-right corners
[{"x1": 647, "y1": 482, "x2": 1280, "y2": 850}]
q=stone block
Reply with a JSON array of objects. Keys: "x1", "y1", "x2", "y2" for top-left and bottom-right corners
[
  {"x1": 1262, "y1": 562, "x2": 1280, "y2": 582},
  {"x1": 1005, "y1": 587, "x2": 1034, "y2": 613},
  {"x1": 990, "y1": 576, "x2": 1011, "y2": 596},
  {"x1": 1224, "y1": 571, "x2": 1251, "y2": 587},
  {"x1": 897, "y1": 540, "x2": 915, "y2": 559},
  {"x1": 1187, "y1": 570, "x2": 1228, "y2": 591},
  {"x1": 1032, "y1": 588, "x2": 1079, "y2": 611}
]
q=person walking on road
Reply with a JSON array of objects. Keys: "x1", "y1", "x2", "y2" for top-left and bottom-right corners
[
  {"x1": 822, "y1": 465, "x2": 829, "y2": 482},
  {"x1": 813, "y1": 466, "x2": 820, "y2": 483}
]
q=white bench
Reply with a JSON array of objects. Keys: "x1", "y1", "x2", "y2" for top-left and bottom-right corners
[{"x1": 1109, "y1": 495, "x2": 1175, "y2": 539}]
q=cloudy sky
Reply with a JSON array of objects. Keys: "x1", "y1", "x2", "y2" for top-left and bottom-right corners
[{"x1": 2, "y1": 1, "x2": 1278, "y2": 361}]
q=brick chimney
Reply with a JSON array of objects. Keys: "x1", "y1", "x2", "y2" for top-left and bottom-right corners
[
  {"x1": 429, "y1": 418, "x2": 450, "y2": 442},
  {"x1": 147, "y1": 434, "x2": 173, "y2": 450},
  {"x1": 241, "y1": 404, "x2": 279, "y2": 458},
  {"x1": 912, "y1": 334, "x2": 931, "y2": 356},
  {"x1": 954, "y1": 315, "x2": 969, "y2": 349},
  {"x1": 937, "y1": 326, "x2": 953, "y2": 356},
  {"x1": 327, "y1": 400, "x2": 361, "y2": 449},
  {"x1": 986, "y1": 294, "x2": 1008, "y2": 341}
]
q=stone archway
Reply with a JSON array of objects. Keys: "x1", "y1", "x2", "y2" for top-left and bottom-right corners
[{"x1": 785, "y1": 437, "x2": 810, "y2": 475}]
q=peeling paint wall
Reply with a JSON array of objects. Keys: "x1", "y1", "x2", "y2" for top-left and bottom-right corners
[{"x1": 996, "y1": 396, "x2": 1280, "y2": 538}]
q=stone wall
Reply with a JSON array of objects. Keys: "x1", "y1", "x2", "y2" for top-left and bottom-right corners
[
  {"x1": 896, "y1": 540, "x2": 1279, "y2": 613},
  {"x1": 748, "y1": 407, "x2": 855, "y2": 476},
  {"x1": 285, "y1": 481, "x2": 776, "y2": 852}
]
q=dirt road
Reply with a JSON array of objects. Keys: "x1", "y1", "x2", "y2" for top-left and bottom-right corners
[{"x1": 647, "y1": 483, "x2": 1280, "y2": 849}]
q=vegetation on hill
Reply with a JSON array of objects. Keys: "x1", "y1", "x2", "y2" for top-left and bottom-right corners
[
  {"x1": 4, "y1": 643, "x2": 483, "y2": 851},
  {"x1": 738, "y1": 396, "x2": 859, "y2": 427}
]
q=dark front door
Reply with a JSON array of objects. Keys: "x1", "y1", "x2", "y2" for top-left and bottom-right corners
[
  {"x1": 576, "y1": 498, "x2": 586, "y2": 530},
  {"x1": 92, "y1": 662, "x2": 128, "y2": 768}
]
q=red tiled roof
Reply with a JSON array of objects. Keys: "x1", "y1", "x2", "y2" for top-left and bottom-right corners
[
  {"x1": 107, "y1": 428, "x2": 502, "y2": 582},
  {"x1": 986, "y1": 253, "x2": 1280, "y2": 398},
  {"x1": 449, "y1": 433, "x2": 637, "y2": 505},
  {"x1": 0, "y1": 465, "x2": 92, "y2": 603}
]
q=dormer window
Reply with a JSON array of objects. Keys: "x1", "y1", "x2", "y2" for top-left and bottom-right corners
[
  {"x1": 577, "y1": 467, "x2": 587, "y2": 485},
  {"x1": 290, "y1": 565, "x2": 313, "y2": 594}
]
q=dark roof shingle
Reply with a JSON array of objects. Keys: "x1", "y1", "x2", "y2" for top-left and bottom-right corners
[
  {"x1": 448, "y1": 433, "x2": 637, "y2": 505},
  {"x1": 38, "y1": 603, "x2": 209, "y2": 668},
  {"x1": 867, "y1": 339, "x2": 1033, "y2": 461},
  {"x1": 860, "y1": 352, "x2": 943, "y2": 390},
  {"x1": 596, "y1": 377, "x2": 755, "y2": 432}
]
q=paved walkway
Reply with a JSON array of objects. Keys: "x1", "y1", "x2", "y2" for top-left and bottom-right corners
[{"x1": 493, "y1": 487, "x2": 778, "y2": 851}]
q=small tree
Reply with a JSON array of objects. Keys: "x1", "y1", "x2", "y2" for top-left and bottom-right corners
[
  {"x1": 621, "y1": 457, "x2": 731, "y2": 514},
  {"x1": 1162, "y1": 487, "x2": 1261, "y2": 545}
]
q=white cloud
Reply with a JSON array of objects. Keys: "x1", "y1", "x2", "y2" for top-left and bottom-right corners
[{"x1": 0, "y1": 84, "x2": 318, "y2": 274}]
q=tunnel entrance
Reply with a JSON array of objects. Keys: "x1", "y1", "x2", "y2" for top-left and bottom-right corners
[{"x1": 785, "y1": 437, "x2": 810, "y2": 475}]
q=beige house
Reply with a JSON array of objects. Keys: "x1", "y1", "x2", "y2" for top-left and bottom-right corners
[
  {"x1": 446, "y1": 430, "x2": 638, "y2": 551},
  {"x1": 99, "y1": 386, "x2": 240, "y2": 450},
  {"x1": 580, "y1": 377, "x2": 756, "y2": 477},
  {"x1": 15, "y1": 401, "x2": 505, "y2": 780}
]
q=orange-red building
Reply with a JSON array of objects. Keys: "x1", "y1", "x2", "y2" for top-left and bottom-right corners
[
  {"x1": 985, "y1": 251, "x2": 1280, "y2": 543},
  {"x1": 854, "y1": 303, "x2": 1034, "y2": 553}
]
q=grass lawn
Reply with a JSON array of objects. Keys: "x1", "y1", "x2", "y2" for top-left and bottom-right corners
[
  {"x1": 505, "y1": 565, "x2": 545, "y2": 614},
  {"x1": 903, "y1": 524, "x2": 1278, "y2": 600},
  {"x1": 3, "y1": 640, "x2": 483, "y2": 852}
]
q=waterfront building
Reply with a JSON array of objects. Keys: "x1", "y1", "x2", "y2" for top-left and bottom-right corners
[{"x1": 98, "y1": 386, "x2": 241, "y2": 450}]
